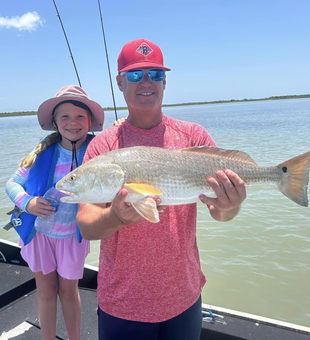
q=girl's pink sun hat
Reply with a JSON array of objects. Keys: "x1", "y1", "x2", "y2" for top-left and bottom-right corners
[{"x1": 37, "y1": 85, "x2": 104, "y2": 132}]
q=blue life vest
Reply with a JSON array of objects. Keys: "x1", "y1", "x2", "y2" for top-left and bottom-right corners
[{"x1": 8, "y1": 134, "x2": 94, "y2": 245}]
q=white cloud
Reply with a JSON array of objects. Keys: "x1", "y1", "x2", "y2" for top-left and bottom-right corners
[{"x1": 0, "y1": 12, "x2": 44, "y2": 32}]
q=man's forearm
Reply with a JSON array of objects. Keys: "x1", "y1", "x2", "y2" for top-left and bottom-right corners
[{"x1": 76, "y1": 203, "x2": 124, "y2": 240}]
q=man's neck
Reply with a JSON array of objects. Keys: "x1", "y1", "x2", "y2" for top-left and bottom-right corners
[{"x1": 126, "y1": 111, "x2": 163, "y2": 130}]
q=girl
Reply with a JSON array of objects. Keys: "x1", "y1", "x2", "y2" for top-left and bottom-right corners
[{"x1": 5, "y1": 85, "x2": 104, "y2": 340}]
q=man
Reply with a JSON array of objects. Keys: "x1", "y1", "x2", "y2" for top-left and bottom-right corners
[{"x1": 77, "y1": 38, "x2": 246, "y2": 340}]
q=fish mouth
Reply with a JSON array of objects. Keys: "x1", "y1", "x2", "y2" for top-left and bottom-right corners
[
  {"x1": 58, "y1": 189, "x2": 75, "y2": 198},
  {"x1": 56, "y1": 182, "x2": 77, "y2": 198}
]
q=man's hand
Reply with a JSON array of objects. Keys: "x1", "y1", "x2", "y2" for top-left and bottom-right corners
[
  {"x1": 199, "y1": 169, "x2": 246, "y2": 221},
  {"x1": 110, "y1": 189, "x2": 143, "y2": 225},
  {"x1": 110, "y1": 189, "x2": 166, "y2": 225},
  {"x1": 77, "y1": 189, "x2": 166, "y2": 240}
]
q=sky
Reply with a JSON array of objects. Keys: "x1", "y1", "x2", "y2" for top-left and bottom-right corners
[{"x1": 1, "y1": 0, "x2": 309, "y2": 113}]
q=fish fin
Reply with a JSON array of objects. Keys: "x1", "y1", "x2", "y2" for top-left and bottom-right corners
[
  {"x1": 276, "y1": 151, "x2": 310, "y2": 207},
  {"x1": 132, "y1": 198, "x2": 159, "y2": 223},
  {"x1": 178, "y1": 146, "x2": 257, "y2": 165},
  {"x1": 125, "y1": 183, "x2": 163, "y2": 195}
]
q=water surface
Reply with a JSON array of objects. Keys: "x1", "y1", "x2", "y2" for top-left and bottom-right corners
[{"x1": 1, "y1": 98, "x2": 309, "y2": 327}]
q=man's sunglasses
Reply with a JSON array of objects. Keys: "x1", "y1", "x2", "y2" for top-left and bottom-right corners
[{"x1": 119, "y1": 69, "x2": 165, "y2": 83}]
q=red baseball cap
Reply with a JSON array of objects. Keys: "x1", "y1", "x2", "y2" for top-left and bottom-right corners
[{"x1": 117, "y1": 38, "x2": 171, "y2": 73}]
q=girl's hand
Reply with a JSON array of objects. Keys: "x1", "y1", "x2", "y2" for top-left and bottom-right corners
[
  {"x1": 26, "y1": 196, "x2": 55, "y2": 218},
  {"x1": 113, "y1": 117, "x2": 126, "y2": 127}
]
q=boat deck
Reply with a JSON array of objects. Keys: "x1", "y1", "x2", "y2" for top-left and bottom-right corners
[{"x1": 1, "y1": 239, "x2": 310, "y2": 340}]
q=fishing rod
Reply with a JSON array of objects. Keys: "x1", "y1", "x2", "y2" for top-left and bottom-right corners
[
  {"x1": 97, "y1": 0, "x2": 118, "y2": 120},
  {"x1": 52, "y1": 0, "x2": 82, "y2": 88}
]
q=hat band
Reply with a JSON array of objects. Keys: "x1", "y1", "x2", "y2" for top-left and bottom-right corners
[
  {"x1": 52, "y1": 100, "x2": 92, "y2": 118},
  {"x1": 59, "y1": 93, "x2": 89, "y2": 100}
]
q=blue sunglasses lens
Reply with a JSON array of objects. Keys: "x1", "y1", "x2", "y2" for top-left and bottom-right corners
[
  {"x1": 127, "y1": 70, "x2": 144, "y2": 83},
  {"x1": 148, "y1": 69, "x2": 165, "y2": 82},
  {"x1": 126, "y1": 69, "x2": 165, "y2": 83}
]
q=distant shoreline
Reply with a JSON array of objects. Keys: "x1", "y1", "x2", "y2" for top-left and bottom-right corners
[{"x1": 1, "y1": 94, "x2": 309, "y2": 117}]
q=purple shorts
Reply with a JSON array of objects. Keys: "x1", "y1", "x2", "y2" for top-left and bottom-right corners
[{"x1": 20, "y1": 232, "x2": 90, "y2": 280}]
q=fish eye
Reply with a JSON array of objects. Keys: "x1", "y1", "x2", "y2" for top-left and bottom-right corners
[
  {"x1": 282, "y1": 166, "x2": 288, "y2": 173},
  {"x1": 70, "y1": 174, "x2": 76, "y2": 181}
]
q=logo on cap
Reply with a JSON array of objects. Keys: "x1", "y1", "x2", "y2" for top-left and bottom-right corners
[{"x1": 136, "y1": 42, "x2": 153, "y2": 57}]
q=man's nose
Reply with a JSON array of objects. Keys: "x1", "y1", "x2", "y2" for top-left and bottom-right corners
[{"x1": 140, "y1": 71, "x2": 152, "y2": 84}]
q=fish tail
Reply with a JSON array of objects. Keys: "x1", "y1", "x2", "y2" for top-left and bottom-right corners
[{"x1": 277, "y1": 151, "x2": 310, "y2": 207}]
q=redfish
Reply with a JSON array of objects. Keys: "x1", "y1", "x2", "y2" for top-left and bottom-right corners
[{"x1": 56, "y1": 146, "x2": 310, "y2": 222}]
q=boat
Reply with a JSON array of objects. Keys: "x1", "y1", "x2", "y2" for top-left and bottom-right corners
[{"x1": 1, "y1": 237, "x2": 309, "y2": 340}]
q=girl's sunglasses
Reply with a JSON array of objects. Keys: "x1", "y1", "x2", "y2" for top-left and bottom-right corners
[{"x1": 120, "y1": 69, "x2": 165, "y2": 83}]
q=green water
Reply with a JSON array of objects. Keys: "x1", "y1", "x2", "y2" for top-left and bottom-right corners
[{"x1": 1, "y1": 98, "x2": 309, "y2": 327}]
